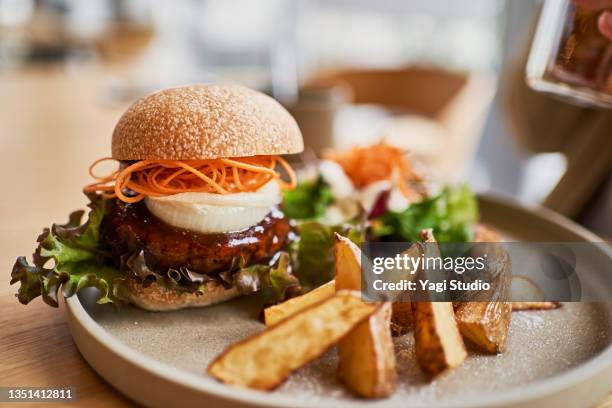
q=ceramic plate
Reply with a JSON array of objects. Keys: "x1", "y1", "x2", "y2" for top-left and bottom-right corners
[{"x1": 65, "y1": 195, "x2": 612, "y2": 408}]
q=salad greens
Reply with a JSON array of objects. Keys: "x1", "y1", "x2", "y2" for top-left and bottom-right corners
[
  {"x1": 371, "y1": 185, "x2": 478, "y2": 243},
  {"x1": 284, "y1": 175, "x2": 478, "y2": 244},
  {"x1": 282, "y1": 178, "x2": 478, "y2": 287},
  {"x1": 288, "y1": 218, "x2": 364, "y2": 289},
  {"x1": 282, "y1": 176, "x2": 333, "y2": 220},
  {"x1": 281, "y1": 175, "x2": 364, "y2": 288}
]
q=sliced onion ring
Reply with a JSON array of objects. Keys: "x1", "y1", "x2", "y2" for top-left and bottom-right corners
[{"x1": 145, "y1": 181, "x2": 280, "y2": 233}]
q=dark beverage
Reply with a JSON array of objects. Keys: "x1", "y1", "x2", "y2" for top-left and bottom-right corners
[
  {"x1": 552, "y1": 6, "x2": 612, "y2": 94},
  {"x1": 527, "y1": 0, "x2": 612, "y2": 108}
]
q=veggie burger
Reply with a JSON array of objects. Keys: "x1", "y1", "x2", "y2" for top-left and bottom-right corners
[{"x1": 12, "y1": 84, "x2": 304, "y2": 311}]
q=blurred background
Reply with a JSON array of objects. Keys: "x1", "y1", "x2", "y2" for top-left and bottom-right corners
[{"x1": 0, "y1": 0, "x2": 610, "y2": 237}]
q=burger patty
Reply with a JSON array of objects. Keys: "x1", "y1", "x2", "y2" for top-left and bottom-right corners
[{"x1": 101, "y1": 199, "x2": 292, "y2": 276}]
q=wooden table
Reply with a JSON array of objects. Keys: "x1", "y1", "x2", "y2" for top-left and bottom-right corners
[
  {"x1": 0, "y1": 65, "x2": 610, "y2": 408},
  {"x1": 0, "y1": 66, "x2": 135, "y2": 407}
]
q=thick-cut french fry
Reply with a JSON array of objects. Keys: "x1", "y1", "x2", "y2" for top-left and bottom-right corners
[
  {"x1": 413, "y1": 301, "x2": 467, "y2": 377},
  {"x1": 454, "y1": 224, "x2": 512, "y2": 354},
  {"x1": 264, "y1": 280, "x2": 335, "y2": 326},
  {"x1": 413, "y1": 229, "x2": 467, "y2": 377},
  {"x1": 512, "y1": 301, "x2": 561, "y2": 311},
  {"x1": 207, "y1": 290, "x2": 379, "y2": 390},
  {"x1": 334, "y1": 234, "x2": 396, "y2": 398}
]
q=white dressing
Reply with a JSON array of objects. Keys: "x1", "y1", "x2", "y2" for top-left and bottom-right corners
[{"x1": 319, "y1": 160, "x2": 355, "y2": 199}]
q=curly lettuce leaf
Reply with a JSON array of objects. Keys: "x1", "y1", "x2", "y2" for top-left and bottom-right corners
[
  {"x1": 289, "y1": 215, "x2": 365, "y2": 289},
  {"x1": 282, "y1": 176, "x2": 333, "y2": 220},
  {"x1": 371, "y1": 185, "x2": 478, "y2": 243},
  {"x1": 232, "y1": 252, "x2": 300, "y2": 303},
  {"x1": 10, "y1": 195, "x2": 125, "y2": 307}
]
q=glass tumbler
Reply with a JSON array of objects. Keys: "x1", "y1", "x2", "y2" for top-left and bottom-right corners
[{"x1": 526, "y1": 0, "x2": 612, "y2": 108}]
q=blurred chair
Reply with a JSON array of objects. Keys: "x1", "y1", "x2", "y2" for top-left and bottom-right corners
[{"x1": 295, "y1": 67, "x2": 495, "y2": 182}]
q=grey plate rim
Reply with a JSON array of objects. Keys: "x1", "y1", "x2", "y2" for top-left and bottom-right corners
[{"x1": 65, "y1": 194, "x2": 612, "y2": 408}]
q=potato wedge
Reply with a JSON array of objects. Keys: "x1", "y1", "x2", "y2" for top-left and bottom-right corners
[
  {"x1": 338, "y1": 302, "x2": 396, "y2": 398},
  {"x1": 208, "y1": 290, "x2": 379, "y2": 390},
  {"x1": 454, "y1": 301, "x2": 512, "y2": 353},
  {"x1": 512, "y1": 301, "x2": 561, "y2": 311},
  {"x1": 454, "y1": 224, "x2": 512, "y2": 354},
  {"x1": 334, "y1": 234, "x2": 396, "y2": 398},
  {"x1": 413, "y1": 229, "x2": 467, "y2": 377},
  {"x1": 334, "y1": 234, "x2": 363, "y2": 291},
  {"x1": 264, "y1": 280, "x2": 335, "y2": 326},
  {"x1": 264, "y1": 284, "x2": 414, "y2": 337},
  {"x1": 413, "y1": 301, "x2": 467, "y2": 377}
]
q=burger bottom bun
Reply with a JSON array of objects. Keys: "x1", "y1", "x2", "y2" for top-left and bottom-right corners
[{"x1": 123, "y1": 278, "x2": 241, "y2": 312}]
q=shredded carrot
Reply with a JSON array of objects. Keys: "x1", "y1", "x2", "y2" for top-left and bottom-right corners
[
  {"x1": 326, "y1": 141, "x2": 423, "y2": 198},
  {"x1": 84, "y1": 155, "x2": 296, "y2": 203}
]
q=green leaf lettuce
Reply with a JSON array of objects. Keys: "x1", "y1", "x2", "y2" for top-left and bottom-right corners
[
  {"x1": 10, "y1": 195, "x2": 125, "y2": 307},
  {"x1": 282, "y1": 176, "x2": 333, "y2": 220},
  {"x1": 289, "y1": 215, "x2": 365, "y2": 289},
  {"x1": 232, "y1": 252, "x2": 300, "y2": 303},
  {"x1": 371, "y1": 185, "x2": 478, "y2": 243}
]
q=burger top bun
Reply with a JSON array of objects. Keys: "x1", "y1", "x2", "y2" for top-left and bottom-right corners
[{"x1": 112, "y1": 84, "x2": 304, "y2": 160}]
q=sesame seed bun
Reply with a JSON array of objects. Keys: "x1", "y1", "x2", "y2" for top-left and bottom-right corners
[
  {"x1": 123, "y1": 278, "x2": 241, "y2": 312},
  {"x1": 112, "y1": 84, "x2": 304, "y2": 160}
]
